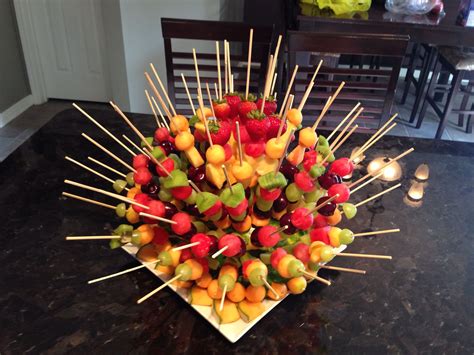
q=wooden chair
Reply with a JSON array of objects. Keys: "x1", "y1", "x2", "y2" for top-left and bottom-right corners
[
  {"x1": 286, "y1": 31, "x2": 409, "y2": 131},
  {"x1": 161, "y1": 18, "x2": 274, "y2": 116}
]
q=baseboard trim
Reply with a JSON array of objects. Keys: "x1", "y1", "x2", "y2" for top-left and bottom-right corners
[{"x1": 0, "y1": 94, "x2": 34, "y2": 128}]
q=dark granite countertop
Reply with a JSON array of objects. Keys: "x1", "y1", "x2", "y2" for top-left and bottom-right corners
[{"x1": 1, "y1": 108, "x2": 473, "y2": 354}]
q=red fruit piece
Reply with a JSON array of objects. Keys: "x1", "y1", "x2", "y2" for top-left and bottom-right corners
[
  {"x1": 154, "y1": 127, "x2": 170, "y2": 143},
  {"x1": 133, "y1": 154, "x2": 149, "y2": 169},
  {"x1": 294, "y1": 171, "x2": 315, "y2": 192},
  {"x1": 256, "y1": 97, "x2": 277, "y2": 116},
  {"x1": 152, "y1": 226, "x2": 169, "y2": 245},
  {"x1": 329, "y1": 158, "x2": 354, "y2": 177},
  {"x1": 223, "y1": 143, "x2": 233, "y2": 161},
  {"x1": 226, "y1": 199, "x2": 248, "y2": 216},
  {"x1": 213, "y1": 100, "x2": 231, "y2": 119},
  {"x1": 328, "y1": 183, "x2": 350, "y2": 203},
  {"x1": 232, "y1": 121, "x2": 251, "y2": 144},
  {"x1": 245, "y1": 141, "x2": 265, "y2": 157},
  {"x1": 310, "y1": 226, "x2": 331, "y2": 244},
  {"x1": 147, "y1": 200, "x2": 165, "y2": 217},
  {"x1": 194, "y1": 128, "x2": 207, "y2": 143},
  {"x1": 242, "y1": 259, "x2": 254, "y2": 279},
  {"x1": 179, "y1": 247, "x2": 193, "y2": 262},
  {"x1": 134, "y1": 167, "x2": 152, "y2": 185},
  {"x1": 303, "y1": 150, "x2": 318, "y2": 172},
  {"x1": 132, "y1": 193, "x2": 150, "y2": 213},
  {"x1": 171, "y1": 212, "x2": 192, "y2": 235},
  {"x1": 190, "y1": 233, "x2": 211, "y2": 258},
  {"x1": 290, "y1": 207, "x2": 314, "y2": 230},
  {"x1": 259, "y1": 187, "x2": 282, "y2": 201},
  {"x1": 270, "y1": 248, "x2": 287, "y2": 269},
  {"x1": 246, "y1": 110, "x2": 270, "y2": 142},
  {"x1": 266, "y1": 115, "x2": 286, "y2": 139},
  {"x1": 203, "y1": 200, "x2": 223, "y2": 217},
  {"x1": 171, "y1": 186, "x2": 193, "y2": 200},
  {"x1": 313, "y1": 213, "x2": 328, "y2": 228},
  {"x1": 208, "y1": 120, "x2": 231, "y2": 146},
  {"x1": 258, "y1": 225, "x2": 280, "y2": 247},
  {"x1": 217, "y1": 234, "x2": 242, "y2": 257},
  {"x1": 238, "y1": 100, "x2": 257, "y2": 122},
  {"x1": 155, "y1": 158, "x2": 175, "y2": 177},
  {"x1": 292, "y1": 243, "x2": 310, "y2": 263},
  {"x1": 225, "y1": 94, "x2": 241, "y2": 117},
  {"x1": 196, "y1": 258, "x2": 210, "y2": 274}
]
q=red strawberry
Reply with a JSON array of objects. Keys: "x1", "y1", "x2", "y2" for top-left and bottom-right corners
[
  {"x1": 208, "y1": 120, "x2": 231, "y2": 145},
  {"x1": 256, "y1": 95, "x2": 277, "y2": 116},
  {"x1": 266, "y1": 114, "x2": 286, "y2": 139},
  {"x1": 154, "y1": 127, "x2": 170, "y2": 142},
  {"x1": 232, "y1": 121, "x2": 251, "y2": 144},
  {"x1": 224, "y1": 94, "x2": 241, "y2": 117},
  {"x1": 193, "y1": 128, "x2": 207, "y2": 143},
  {"x1": 238, "y1": 95, "x2": 257, "y2": 122},
  {"x1": 245, "y1": 110, "x2": 270, "y2": 142},
  {"x1": 213, "y1": 100, "x2": 231, "y2": 119}
]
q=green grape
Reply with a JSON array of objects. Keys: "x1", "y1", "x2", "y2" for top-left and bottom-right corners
[
  {"x1": 175, "y1": 263, "x2": 192, "y2": 281},
  {"x1": 109, "y1": 239, "x2": 122, "y2": 249},
  {"x1": 285, "y1": 183, "x2": 303, "y2": 202},
  {"x1": 256, "y1": 198, "x2": 273, "y2": 211},
  {"x1": 319, "y1": 246, "x2": 334, "y2": 262},
  {"x1": 131, "y1": 230, "x2": 142, "y2": 246},
  {"x1": 113, "y1": 179, "x2": 127, "y2": 193},
  {"x1": 158, "y1": 251, "x2": 172, "y2": 266},
  {"x1": 113, "y1": 224, "x2": 133, "y2": 236},
  {"x1": 304, "y1": 188, "x2": 325, "y2": 203},
  {"x1": 184, "y1": 190, "x2": 197, "y2": 204},
  {"x1": 342, "y1": 203, "x2": 357, "y2": 219},
  {"x1": 158, "y1": 188, "x2": 173, "y2": 202},
  {"x1": 308, "y1": 261, "x2": 320, "y2": 272},
  {"x1": 248, "y1": 268, "x2": 266, "y2": 286},
  {"x1": 218, "y1": 274, "x2": 236, "y2": 291},
  {"x1": 126, "y1": 172, "x2": 135, "y2": 186},
  {"x1": 339, "y1": 229, "x2": 354, "y2": 245},
  {"x1": 288, "y1": 259, "x2": 304, "y2": 278},
  {"x1": 141, "y1": 137, "x2": 153, "y2": 148},
  {"x1": 115, "y1": 203, "x2": 126, "y2": 217}
]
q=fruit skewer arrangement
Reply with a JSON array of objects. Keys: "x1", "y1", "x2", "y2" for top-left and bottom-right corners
[{"x1": 63, "y1": 30, "x2": 413, "y2": 325}]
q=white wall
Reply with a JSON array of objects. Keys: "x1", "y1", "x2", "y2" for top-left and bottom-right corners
[{"x1": 119, "y1": 0, "x2": 225, "y2": 113}]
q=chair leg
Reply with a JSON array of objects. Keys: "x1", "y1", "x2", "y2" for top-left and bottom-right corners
[
  {"x1": 401, "y1": 43, "x2": 418, "y2": 105},
  {"x1": 435, "y1": 71, "x2": 463, "y2": 139},
  {"x1": 466, "y1": 102, "x2": 473, "y2": 134},
  {"x1": 417, "y1": 61, "x2": 441, "y2": 129},
  {"x1": 458, "y1": 84, "x2": 472, "y2": 127}
]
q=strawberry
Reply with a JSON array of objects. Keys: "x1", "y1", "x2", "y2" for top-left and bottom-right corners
[
  {"x1": 238, "y1": 94, "x2": 257, "y2": 122},
  {"x1": 232, "y1": 121, "x2": 251, "y2": 144},
  {"x1": 266, "y1": 114, "x2": 286, "y2": 139},
  {"x1": 208, "y1": 119, "x2": 231, "y2": 145},
  {"x1": 245, "y1": 110, "x2": 270, "y2": 142},
  {"x1": 213, "y1": 100, "x2": 231, "y2": 120},
  {"x1": 256, "y1": 95, "x2": 277, "y2": 116},
  {"x1": 224, "y1": 93, "x2": 241, "y2": 117},
  {"x1": 245, "y1": 141, "x2": 265, "y2": 157},
  {"x1": 154, "y1": 127, "x2": 170, "y2": 142}
]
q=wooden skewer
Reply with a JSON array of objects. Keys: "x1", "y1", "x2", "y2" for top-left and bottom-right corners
[
  {"x1": 144, "y1": 89, "x2": 161, "y2": 127},
  {"x1": 212, "y1": 245, "x2": 228, "y2": 259},
  {"x1": 222, "y1": 165, "x2": 233, "y2": 192},
  {"x1": 311, "y1": 95, "x2": 333, "y2": 131},
  {"x1": 297, "y1": 81, "x2": 314, "y2": 112},
  {"x1": 235, "y1": 121, "x2": 243, "y2": 166},
  {"x1": 351, "y1": 122, "x2": 397, "y2": 161},
  {"x1": 326, "y1": 81, "x2": 345, "y2": 107},
  {"x1": 260, "y1": 55, "x2": 274, "y2": 112},
  {"x1": 326, "y1": 102, "x2": 361, "y2": 141},
  {"x1": 214, "y1": 83, "x2": 219, "y2": 101},
  {"x1": 66, "y1": 236, "x2": 121, "y2": 240},
  {"x1": 226, "y1": 41, "x2": 233, "y2": 93},
  {"x1": 138, "y1": 212, "x2": 177, "y2": 224},
  {"x1": 172, "y1": 242, "x2": 201, "y2": 251},
  {"x1": 329, "y1": 107, "x2": 364, "y2": 151},
  {"x1": 349, "y1": 148, "x2": 414, "y2": 189},
  {"x1": 188, "y1": 180, "x2": 202, "y2": 193},
  {"x1": 142, "y1": 147, "x2": 171, "y2": 177},
  {"x1": 88, "y1": 260, "x2": 159, "y2": 284},
  {"x1": 62, "y1": 191, "x2": 116, "y2": 210},
  {"x1": 306, "y1": 194, "x2": 339, "y2": 215},
  {"x1": 260, "y1": 276, "x2": 280, "y2": 299},
  {"x1": 87, "y1": 157, "x2": 127, "y2": 178},
  {"x1": 275, "y1": 129, "x2": 295, "y2": 174},
  {"x1": 278, "y1": 65, "x2": 299, "y2": 117},
  {"x1": 122, "y1": 134, "x2": 143, "y2": 154},
  {"x1": 144, "y1": 72, "x2": 172, "y2": 119},
  {"x1": 216, "y1": 41, "x2": 222, "y2": 100},
  {"x1": 192, "y1": 48, "x2": 202, "y2": 97},
  {"x1": 181, "y1": 73, "x2": 196, "y2": 115},
  {"x1": 224, "y1": 40, "x2": 228, "y2": 94},
  {"x1": 270, "y1": 73, "x2": 278, "y2": 97},
  {"x1": 205, "y1": 83, "x2": 216, "y2": 117},
  {"x1": 137, "y1": 274, "x2": 182, "y2": 304},
  {"x1": 310, "y1": 59, "x2": 323, "y2": 83},
  {"x1": 219, "y1": 284, "x2": 228, "y2": 311},
  {"x1": 350, "y1": 170, "x2": 385, "y2": 194},
  {"x1": 264, "y1": 35, "x2": 282, "y2": 99},
  {"x1": 230, "y1": 74, "x2": 234, "y2": 94},
  {"x1": 299, "y1": 269, "x2": 331, "y2": 286},
  {"x1": 73, "y1": 103, "x2": 136, "y2": 157},
  {"x1": 354, "y1": 183, "x2": 401, "y2": 208},
  {"x1": 197, "y1": 95, "x2": 213, "y2": 147},
  {"x1": 277, "y1": 95, "x2": 294, "y2": 141},
  {"x1": 82, "y1": 133, "x2": 136, "y2": 172},
  {"x1": 335, "y1": 253, "x2": 392, "y2": 260},
  {"x1": 269, "y1": 225, "x2": 288, "y2": 237},
  {"x1": 151, "y1": 96, "x2": 170, "y2": 131},
  {"x1": 319, "y1": 124, "x2": 359, "y2": 166},
  {"x1": 353, "y1": 228, "x2": 400, "y2": 237},
  {"x1": 310, "y1": 81, "x2": 345, "y2": 128},
  {"x1": 320, "y1": 265, "x2": 366, "y2": 274},
  {"x1": 64, "y1": 179, "x2": 148, "y2": 209},
  {"x1": 150, "y1": 63, "x2": 176, "y2": 116},
  {"x1": 245, "y1": 29, "x2": 254, "y2": 100},
  {"x1": 352, "y1": 113, "x2": 398, "y2": 158}
]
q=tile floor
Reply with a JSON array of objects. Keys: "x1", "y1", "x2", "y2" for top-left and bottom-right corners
[{"x1": 0, "y1": 83, "x2": 473, "y2": 162}]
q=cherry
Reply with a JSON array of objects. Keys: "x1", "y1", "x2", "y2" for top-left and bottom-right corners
[
  {"x1": 152, "y1": 226, "x2": 169, "y2": 245},
  {"x1": 163, "y1": 202, "x2": 178, "y2": 219},
  {"x1": 273, "y1": 193, "x2": 289, "y2": 212},
  {"x1": 279, "y1": 212, "x2": 296, "y2": 235},
  {"x1": 158, "y1": 140, "x2": 177, "y2": 155},
  {"x1": 250, "y1": 228, "x2": 262, "y2": 247},
  {"x1": 279, "y1": 160, "x2": 298, "y2": 181},
  {"x1": 188, "y1": 165, "x2": 206, "y2": 183},
  {"x1": 318, "y1": 172, "x2": 342, "y2": 190},
  {"x1": 316, "y1": 196, "x2": 337, "y2": 216},
  {"x1": 141, "y1": 181, "x2": 160, "y2": 199},
  {"x1": 253, "y1": 205, "x2": 272, "y2": 219}
]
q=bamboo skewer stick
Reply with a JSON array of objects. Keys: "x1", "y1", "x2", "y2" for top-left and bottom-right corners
[
  {"x1": 350, "y1": 170, "x2": 385, "y2": 194},
  {"x1": 197, "y1": 95, "x2": 213, "y2": 147},
  {"x1": 181, "y1": 73, "x2": 196, "y2": 115},
  {"x1": 351, "y1": 122, "x2": 397, "y2": 161},
  {"x1": 73, "y1": 103, "x2": 136, "y2": 157},
  {"x1": 192, "y1": 48, "x2": 202, "y2": 97},
  {"x1": 220, "y1": 284, "x2": 228, "y2": 311},
  {"x1": 144, "y1": 72, "x2": 172, "y2": 119},
  {"x1": 212, "y1": 245, "x2": 228, "y2": 259},
  {"x1": 245, "y1": 29, "x2": 254, "y2": 100},
  {"x1": 306, "y1": 194, "x2": 339, "y2": 215},
  {"x1": 260, "y1": 276, "x2": 280, "y2": 299},
  {"x1": 354, "y1": 183, "x2": 401, "y2": 208},
  {"x1": 151, "y1": 96, "x2": 170, "y2": 131},
  {"x1": 150, "y1": 63, "x2": 176, "y2": 116},
  {"x1": 320, "y1": 265, "x2": 366, "y2": 274},
  {"x1": 329, "y1": 107, "x2": 364, "y2": 151},
  {"x1": 172, "y1": 242, "x2": 201, "y2": 252},
  {"x1": 87, "y1": 157, "x2": 127, "y2": 178},
  {"x1": 62, "y1": 191, "x2": 116, "y2": 210},
  {"x1": 276, "y1": 95, "x2": 294, "y2": 141},
  {"x1": 235, "y1": 121, "x2": 243, "y2": 166},
  {"x1": 310, "y1": 59, "x2": 323, "y2": 83},
  {"x1": 188, "y1": 180, "x2": 201, "y2": 193},
  {"x1": 260, "y1": 55, "x2": 273, "y2": 113},
  {"x1": 326, "y1": 102, "x2": 361, "y2": 140},
  {"x1": 222, "y1": 165, "x2": 233, "y2": 192},
  {"x1": 275, "y1": 129, "x2": 295, "y2": 174},
  {"x1": 226, "y1": 41, "x2": 233, "y2": 93},
  {"x1": 224, "y1": 41, "x2": 228, "y2": 94},
  {"x1": 297, "y1": 81, "x2": 314, "y2": 112},
  {"x1": 137, "y1": 274, "x2": 182, "y2": 304},
  {"x1": 300, "y1": 269, "x2": 331, "y2": 286},
  {"x1": 216, "y1": 41, "x2": 222, "y2": 100},
  {"x1": 205, "y1": 83, "x2": 216, "y2": 118},
  {"x1": 66, "y1": 236, "x2": 121, "y2": 240},
  {"x1": 145, "y1": 89, "x2": 161, "y2": 127},
  {"x1": 138, "y1": 212, "x2": 177, "y2": 225},
  {"x1": 311, "y1": 95, "x2": 333, "y2": 130},
  {"x1": 335, "y1": 253, "x2": 392, "y2": 260},
  {"x1": 64, "y1": 179, "x2": 148, "y2": 209},
  {"x1": 214, "y1": 83, "x2": 219, "y2": 101},
  {"x1": 319, "y1": 125, "x2": 358, "y2": 166},
  {"x1": 122, "y1": 134, "x2": 144, "y2": 154},
  {"x1": 82, "y1": 133, "x2": 136, "y2": 172},
  {"x1": 349, "y1": 148, "x2": 414, "y2": 189},
  {"x1": 278, "y1": 65, "x2": 299, "y2": 117},
  {"x1": 353, "y1": 229, "x2": 400, "y2": 237},
  {"x1": 263, "y1": 35, "x2": 282, "y2": 99},
  {"x1": 88, "y1": 261, "x2": 159, "y2": 284},
  {"x1": 270, "y1": 73, "x2": 278, "y2": 97}
]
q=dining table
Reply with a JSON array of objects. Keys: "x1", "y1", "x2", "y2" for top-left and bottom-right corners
[{"x1": 1, "y1": 107, "x2": 473, "y2": 353}]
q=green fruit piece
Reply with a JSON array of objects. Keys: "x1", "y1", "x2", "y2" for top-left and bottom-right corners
[
  {"x1": 113, "y1": 224, "x2": 133, "y2": 236},
  {"x1": 339, "y1": 229, "x2": 354, "y2": 245},
  {"x1": 259, "y1": 253, "x2": 271, "y2": 265},
  {"x1": 208, "y1": 257, "x2": 220, "y2": 270},
  {"x1": 175, "y1": 263, "x2": 192, "y2": 281},
  {"x1": 319, "y1": 246, "x2": 334, "y2": 263},
  {"x1": 184, "y1": 189, "x2": 197, "y2": 204},
  {"x1": 150, "y1": 146, "x2": 165, "y2": 161},
  {"x1": 248, "y1": 268, "x2": 266, "y2": 286},
  {"x1": 163, "y1": 170, "x2": 189, "y2": 189},
  {"x1": 196, "y1": 192, "x2": 219, "y2": 214},
  {"x1": 109, "y1": 239, "x2": 122, "y2": 249},
  {"x1": 126, "y1": 172, "x2": 135, "y2": 186},
  {"x1": 158, "y1": 251, "x2": 172, "y2": 266},
  {"x1": 219, "y1": 183, "x2": 245, "y2": 208},
  {"x1": 342, "y1": 203, "x2": 357, "y2": 219},
  {"x1": 131, "y1": 230, "x2": 142, "y2": 246},
  {"x1": 304, "y1": 188, "x2": 325, "y2": 203},
  {"x1": 309, "y1": 165, "x2": 326, "y2": 179},
  {"x1": 115, "y1": 203, "x2": 127, "y2": 217},
  {"x1": 239, "y1": 253, "x2": 254, "y2": 264},
  {"x1": 318, "y1": 135, "x2": 329, "y2": 147},
  {"x1": 208, "y1": 209, "x2": 223, "y2": 222},
  {"x1": 285, "y1": 183, "x2": 303, "y2": 202},
  {"x1": 238, "y1": 299, "x2": 265, "y2": 322},
  {"x1": 256, "y1": 198, "x2": 273, "y2": 212},
  {"x1": 308, "y1": 261, "x2": 320, "y2": 272},
  {"x1": 192, "y1": 221, "x2": 207, "y2": 233},
  {"x1": 288, "y1": 259, "x2": 304, "y2": 278},
  {"x1": 218, "y1": 274, "x2": 236, "y2": 291},
  {"x1": 113, "y1": 179, "x2": 127, "y2": 193},
  {"x1": 299, "y1": 234, "x2": 311, "y2": 245},
  {"x1": 257, "y1": 171, "x2": 287, "y2": 190},
  {"x1": 158, "y1": 188, "x2": 173, "y2": 202},
  {"x1": 141, "y1": 137, "x2": 154, "y2": 148},
  {"x1": 230, "y1": 210, "x2": 246, "y2": 222}
]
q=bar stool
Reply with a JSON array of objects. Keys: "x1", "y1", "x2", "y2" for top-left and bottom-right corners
[{"x1": 417, "y1": 46, "x2": 474, "y2": 139}]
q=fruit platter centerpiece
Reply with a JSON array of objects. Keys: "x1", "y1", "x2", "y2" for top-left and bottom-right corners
[{"x1": 64, "y1": 31, "x2": 412, "y2": 343}]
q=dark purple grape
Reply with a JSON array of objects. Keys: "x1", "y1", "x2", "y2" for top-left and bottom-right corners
[
  {"x1": 253, "y1": 206, "x2": 272, "y2": 219},
  {"x1": 187, "y1": 204, "x2": 203, "y2": 218},
  {"x1": 208, "y1": 235, "x2": 219, "y2": 254},
  {"x1": 236, "y1": 236, "x2": 247, "y2": 257},
  {"x1": 318, "y1": 172, "x2": 342, "y2": 190},
  {"x1": 250, "y1": 228, "x2": 262, "y2": 247},
  {"x1": 181, "y1": 225, "x2": 197, "y2": 240},
  {"x1": 218, "y1": 208, "x2": 228, "y2": 221},
  {"x1": 188, "y1": 165, "x2": 206, "y2": 183},
  {"x1": 141, "y1": 181, "x2": 160, "y2": 198},
  {"x1": 245, "y1": 188, "x2": 252, "y2": 200},
  {"x1": 280, "y1": 161, "x2": 299, "y2": 181},
  {"x1": 273, "y1": 193, "x2": 289, "y2": 212},
  {"x1": 316, "y1": 196, "x2": 337, "y2": 216},
  {"x1": 279, "y1": 212, "x2": 296, "y2": 235},
  {"x1": 159, "y1": 141, "x2": 178, "y2": 155},
  {"x1": 163, "y1": 202, "x2": 178, "y2": 219}
]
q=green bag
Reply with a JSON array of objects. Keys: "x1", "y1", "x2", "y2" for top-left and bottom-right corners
[{"x1": 301, "y1": 0, "x2": 371, "y2": 16}]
